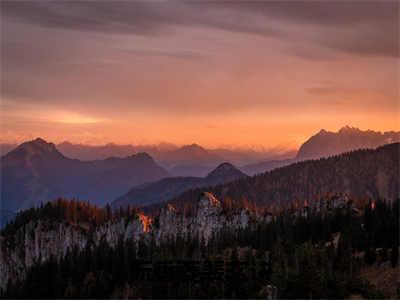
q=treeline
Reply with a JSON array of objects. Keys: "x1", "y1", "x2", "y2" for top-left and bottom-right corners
[{"x1": 2, "y1": 199, "x2": 398, "y2": 298}]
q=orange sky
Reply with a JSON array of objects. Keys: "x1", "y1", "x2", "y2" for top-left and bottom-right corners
[{"x1": 1, "y1": 2, "x2": 399, "y2": 149}]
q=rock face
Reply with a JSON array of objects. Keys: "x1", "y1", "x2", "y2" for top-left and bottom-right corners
[
  {"x1": 0, "y1": 215, "x2": 147, "y2": 289},
  {"x1": 0, "y1": 192, "x2": 256, "y2": 289},
  {"x1": 157, "y1": 193, "x2": 249, "y2": 243},
  {"x1": 0, "y1": 191, "x2": 364, "y2": 289},
  {"x1": 156, "y1": 192, "x2": 251, "y2": 243},
  {"x1": 0, "y1": 221, "x2": 88, "y2": 289}
]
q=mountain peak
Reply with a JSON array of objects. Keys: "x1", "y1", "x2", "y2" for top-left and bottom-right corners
[
  {"x1": 206, "y1": 162, "x2": 247, "y2": 179},
  {"x1": 179, "y1": 143, "x2": 206, "y2": 152},
  {"x1": 317, "y1": 129, "x2": 328, "y2": 135},
  {"x1": 8, "y1": 138, "x2": 64, "y2": 160},
  {"x1": 208, "y1": 162, "x2": 236, "y2": 173},
  {"x1": 27, "y1": 137, "x2": 58, "y2": 150},
  {"x1": 165, "y1": 143, "x2": 221, "y2": 165},
  {"x1": 131, "y1": 152, "x2": 154, "y2": 161},
  {"x1": 188, "y1": 143, "x2": 201, "y2": 147},
  {"x1": 315, "y1": 126, "x2": 363, "y2": 136},
  {"x1": 338, "y1": 126, "x2": 361, "y2": 134},
  {"x1": 32, "y1": 137, "x2": 48, "y2": 144}
]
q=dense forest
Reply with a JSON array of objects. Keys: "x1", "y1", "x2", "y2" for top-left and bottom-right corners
[
  {"x1": 164, "y1": 143, "x2": 399, "y2": 211},
  {"x1": 1, "y1": 198, "x2": 398, "y2": 298}
]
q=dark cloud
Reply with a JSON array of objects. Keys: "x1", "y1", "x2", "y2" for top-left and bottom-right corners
[
  {"x1": 219, "y1": 1, "x2": 398, "y2": 27},
  {"x1": 1, "y1": 1, "x2": 280, "y2": 37},
  {"x1": 231, "y1": 1, "x2": 398, "y2": 57},
  {"x1": 0, "y1": 1, "x2": 398, "y2": 117},
  {"x1": 2, "y1": 1, "x2": 397, "y2": 57},
  {"x1": 1, "y1": 1, "x2": 172, "y2": 34}
]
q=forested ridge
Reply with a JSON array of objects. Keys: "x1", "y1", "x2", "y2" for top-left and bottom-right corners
[
  {"x1": 166, "y1": 143, "x2": 399, "y2": 211},
  {"x1": 1, "y1": 197, "x2": 398, "y2": 298}
]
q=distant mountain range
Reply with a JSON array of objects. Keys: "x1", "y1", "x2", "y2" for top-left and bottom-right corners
[
  {"x1": 242, "y1": 126, "x2": 400, "y2": 175},
  {"x1": 2, "y1": 126, "x2": 399, "y2": 212},
  {"x1": 154, "y1": 144, "x2": 224, "y2": 177},
  {"x1": 1, "y1": 138, "x2": 168, "y2": 211},
  {"x1": 112, "y1": 162, "x2": 247, "y2": 208},
  {"x1": 57, "y1": 142, "x2": 223, "y2": 176},
  {"x1": 166, "y1": 143, "x2": 399, "y2": 210},
  {"x1": 4, "y1": 126, "x2": 395, "y2": 177},
  {"x1": 1, "y1": 141, "x2": 293, "y2": 177},
  {"x1": 296, "y1": 126, "x2": 400, "y2": 160}
]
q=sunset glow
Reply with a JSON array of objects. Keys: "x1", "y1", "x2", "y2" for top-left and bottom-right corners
[
  {"x1": 1, "y1": 1, "x2": 398, "y2": 148},
  {"x1": 1, "y1": 3, "x2": 399, "y2": 298}
]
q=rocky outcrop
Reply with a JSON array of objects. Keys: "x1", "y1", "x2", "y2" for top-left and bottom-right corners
[
  {"x1": 0, "y1": 216, "x2": 148, "y2": 289},
  {"x1": 112, "y1": 162, "x2": 247, "y2": 209},
  {"x1": 156, "y1": 192, "x2": 251, "y2": 243},
  {"x1": 1, "y1": 190, "x2": 359, "y2": 289},
  {"x1": 0, "y1": 192, "x2": 259, "y2": 289},
  {"x1": 0, "y1": 221, "x2": 88, "y2": 289}
]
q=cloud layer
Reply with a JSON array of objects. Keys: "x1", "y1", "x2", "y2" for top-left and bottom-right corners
[{"x1": 1, "y1": 1, "x2": 399, "y2": 146}]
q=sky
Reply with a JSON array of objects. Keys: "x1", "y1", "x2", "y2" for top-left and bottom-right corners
[{"x1": 1, "y1": 1, "x2": 399, "y2": 149}]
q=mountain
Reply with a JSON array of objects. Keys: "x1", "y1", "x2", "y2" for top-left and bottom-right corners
[
  {"x1": 241, "y1": 126, "x2": 400, "y2": 175},
  {"x1": 57, "y1": 141, "x2": 179, "y2": 161},
  {"x1": 157, "y1": 144, "x2": 224, "y2": 176},
  {"x1": 166, "y1": 143, "x2": 399, "y2": 210},
  {"x1": 167, "y1": 163, "x2": 216, "y2": 177},
  {"x1": 296, "y1": 126, "x2": 400, "y2": 160},
  {"x1": 57, "y1": 141, "x2": 291, "y2": 177},
  {"x1": 206, "y1": 162, "x2": 248, "y2": 182},
  {"x1": 112, "y1": 162, "x2": 247, "y2": 208},
  {"x1": 1, "y1": 138, "x2": 169, "y2": 211},
  {"x1": 162, "y1": 143, "x2": 220, "y2": 162},
  {"x1": 57, "y1": 141, "x2": 138, "y2": 161},
  {"x1": 209, "y1": 147, "x2": 296, "y2": 166}
]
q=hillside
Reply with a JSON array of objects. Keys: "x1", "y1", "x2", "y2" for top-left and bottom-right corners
[
  {"x1": 241, "y1": 158, "x2": 294, "y2": 176},
  {"x1": 167, "y1": 143, "x2": 399, "y2": 210},
  {"x1": 112, "y1": 162, "x2": 247, "y2": 208}
]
